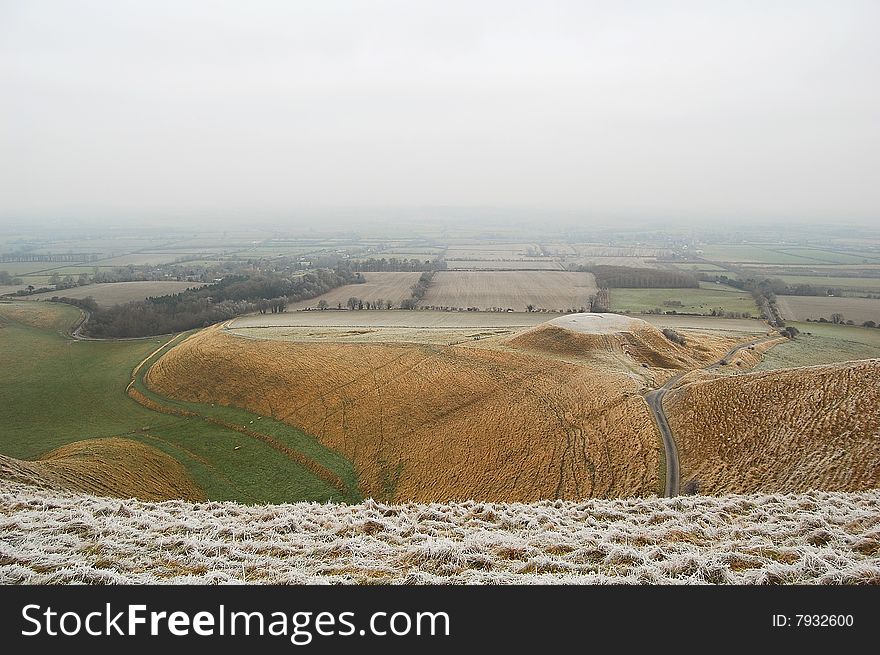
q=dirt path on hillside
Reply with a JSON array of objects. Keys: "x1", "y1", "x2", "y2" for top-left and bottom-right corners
[{"x1": 645, "y1": 336, "x2": 779, "y2": 497}]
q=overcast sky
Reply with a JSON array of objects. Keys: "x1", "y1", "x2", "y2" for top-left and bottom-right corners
[{"x1": 1, "y1": 0, "x2": 878, "y2": 225}]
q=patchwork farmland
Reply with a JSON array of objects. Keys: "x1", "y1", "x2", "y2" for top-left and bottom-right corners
[
  {"x1": 444, "y1": 244, "x2": 540, "y2": 260},
  {"x1": 3, "y1": 227, "x2": 880, "y2": 587}
]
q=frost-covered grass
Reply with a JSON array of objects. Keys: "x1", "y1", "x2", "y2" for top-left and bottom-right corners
[{"x1": 1, "y1": 483, "x2": 878, "y2": 584}]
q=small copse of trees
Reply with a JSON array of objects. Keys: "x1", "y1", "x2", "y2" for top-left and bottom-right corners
[{"x1": 400, "y1": 271, "x2": 434, "y2": 310}]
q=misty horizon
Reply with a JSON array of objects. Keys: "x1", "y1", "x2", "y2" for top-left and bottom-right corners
[{"x1": 2, "y1": 1, "x2": 879, "y2": 226}]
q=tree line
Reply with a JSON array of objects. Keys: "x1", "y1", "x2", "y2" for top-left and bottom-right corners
[
  {"x1": 704, "y1": 273, "x2": 865, "y2": 299},
  {"x1": 573, "y1": 265, "x2": 700, "y2": 289},
  {"x1": 703, "y1": 275, "x2": 787, "y2": 326},
  {"x1": 63, "y1": 266, "x2": 364, "y2": 338},
  {"x1": 805, "y1": 315, "x2": 879, "y2": 328},
  {"x1": 352, "y1": 257, "x2": 446, "y2": 272}
]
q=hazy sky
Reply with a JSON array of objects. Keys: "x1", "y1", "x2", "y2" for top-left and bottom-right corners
[{"x1": 1, "y1": 1, "x2": 878, "y2": 224}]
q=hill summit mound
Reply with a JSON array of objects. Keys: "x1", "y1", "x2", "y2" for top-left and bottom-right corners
[
  {"x1": 507, "y1": 312, "x2": 714, "y2": 368},
  {"x1": 546, "y1": 313, "x2": 647, "y2": 334}
]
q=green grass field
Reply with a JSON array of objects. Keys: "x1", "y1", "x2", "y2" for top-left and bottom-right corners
[
  {"x1": 775, "y1": 248, "x2": 880, "y2": 265},
  {"x1": 609, "y1": 285, "x2": 759, "y2": 316},
  {"x1": 0, "y1": 262, "x2": 63, "y2": 276},
  {"x1": 697, "y1": 244, "x2": 880, "y2": 265},
  {"x1": 773, "y1": 275, "x2": 880, "y2": 291},
  {"x1": 20, "y1": 265, "x2": 112, "y2": 275},
  {"x1": 0, "y1": 301, "x2": 361, "y2": 504},
  {"x1": 756, "y1": 322, "x2": 880, "y2": 371},
  {"x1": 697, "y1": 245, "x2": 815, "y2": 264}
]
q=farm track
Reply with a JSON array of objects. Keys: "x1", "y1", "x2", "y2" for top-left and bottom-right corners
[
  {"x1": 68, "y1": 307, "x2": 177, "y2": 342},
  {"x1": 645, "y1": 336, "x2": 779, "y2": 497}
]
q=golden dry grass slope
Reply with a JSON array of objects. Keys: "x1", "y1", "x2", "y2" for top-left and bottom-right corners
[
  {"x1": 0, "y1": 437, "x2": 205, "y2": 502},
  {"x1": 147, "y1": 324, "x2": 668, "y2": 503},
  {"x1": 145, "y1": 315, "x2": 750, "y2": 503},
  {"x1": 666, "y1": 360, "x2": 880, "y2": 495}
]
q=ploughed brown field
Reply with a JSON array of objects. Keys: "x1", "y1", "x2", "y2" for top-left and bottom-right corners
[
  {"x1": 288, "y1": 272, "x2": 422, "y2": 310},
  {"x1": 445, "y1": 260, "x2": 565, "y2": 270},
  {"x1": 666, "y1": 360, "x2": 880, "y2": 494},
  {"x1": 419, "y1": 271, "x2": 598, "y2": 311},
  {"x1": 145, "y1": 315, "x2": 743, "y2": 503}
]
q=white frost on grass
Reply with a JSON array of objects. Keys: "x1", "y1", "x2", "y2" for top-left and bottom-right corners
[
  {"x1": 1, "y1": 484, "x2": 878, "y2": 584},
  {"x1": 547, "y1": 312, "x2": 646, "y2": 334}
]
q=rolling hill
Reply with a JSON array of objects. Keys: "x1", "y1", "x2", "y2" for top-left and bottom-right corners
[
  {"x1": 0, "y1": 437, "x2": 204, "y2": 501},
  {"x1": 144, "y1": 314, "x2": 751, "y2": 503}
]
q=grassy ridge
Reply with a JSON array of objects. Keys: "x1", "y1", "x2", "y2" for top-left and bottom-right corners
[{"x1": 0, "y1": 301, "x2": 362, "y2": 504}]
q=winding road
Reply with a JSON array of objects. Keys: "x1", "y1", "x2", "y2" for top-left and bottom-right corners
[{"x1": 645, "y1": 336, "x2": 779, "y2": 497}]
